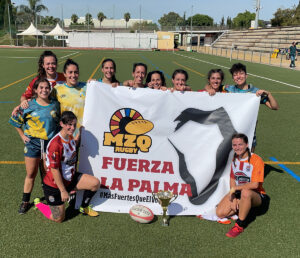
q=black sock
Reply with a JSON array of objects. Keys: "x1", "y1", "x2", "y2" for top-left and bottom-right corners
[
  {"x1": 22, "y1": 192, "x2": 31, "y2": 202},
  {"x1": 236, "y1": 218, "x2": 246, "y2": 228},
  {"x1": 81, "y1": 190, "x2": 96, "y2": 208}
]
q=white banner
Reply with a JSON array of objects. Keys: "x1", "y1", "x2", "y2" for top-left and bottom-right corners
[{"x1": 77, "y1": 82, "x2": 260, "y2": 216}]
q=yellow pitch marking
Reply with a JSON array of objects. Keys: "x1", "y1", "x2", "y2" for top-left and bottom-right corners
[
  {"x1": 89, "y1": 57, "x2": 105, "y2": 80},
  {"x1": 173, "y1": 61, "x2": 205, "y2": 77},
  {"x1": 0, "y1": 73, "x2": 36, "y2": 91},
  {"x1": 0, "y1": 53, "x2": 82, "y2": 92},
  {"x1": 264, "y1": 161, "x2": 300, "y2": 165}
]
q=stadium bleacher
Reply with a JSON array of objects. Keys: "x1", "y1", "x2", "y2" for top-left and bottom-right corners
[{"x1": 213, "y1": 26, "x2": 300, "y2": 53}]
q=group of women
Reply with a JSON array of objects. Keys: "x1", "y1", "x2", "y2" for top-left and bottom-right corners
[{"x1": 9, "y1": 50, "x2": 276, "y2": 237}]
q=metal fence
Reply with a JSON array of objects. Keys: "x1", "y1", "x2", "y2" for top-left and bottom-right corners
[{"x1": 192, "y1": 46, "x2": 297, "y2": 69}]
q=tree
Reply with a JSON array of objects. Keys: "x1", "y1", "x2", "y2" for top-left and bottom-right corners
[
  {"x1": 220, "y1": 16, "x2": 225, "y2": 27},
  {"x1": 232, "y1": 10, "x2": 255, "y2": 28},
  {"x1": 85, "y1": 13, "x2": 93, "y2": 25},
  {"x1": 18, "y1": 0, "x2": 48, "y2": 23},
  {"x1": 186, "y1": 14, "x2": 213, "y2": 27},
  {"x1": 97, "y1": 12, "x2": 106, "y2": 27},
  {"x1": 271, "y1": 7, "x2": 295, "y2": 26},
  {"x1": 124, "y1": 12, "x2": 130, "y2": 28},
  {"x1": 226, "y1": 16, "x2": 232, "y2": 28},
  {"x1": 41, "y1": 15, "x2": 59, "y2": 25},
  {"x1": 71, "y1": 14, "x2": 78, "y2": 24},
  {"x1": 0, "y1": 0, "x2": 16, "y2": 30},
  {"x1": 131, "y1": 21, "x2": 158, "y2": 31},
  {"x1": 158, "y1": 12, "x2": 184, "y2": 27}
]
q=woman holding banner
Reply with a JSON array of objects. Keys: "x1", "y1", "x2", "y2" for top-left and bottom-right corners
[
  {"x1": 146, "y1": 70, "x2": 167, "y2": 90},
  {"x1": 198, "y1": 69, "x2": 225, "y2": 93},
  {"x1": 216, "y1": 133, "x2": 267, "y2": 238},
  {"x1": 98, "y1": 58, "x2": 120, "y2": 87},
  {"x1": 171, "y1": 69, "x2": 191, "y2": 91},
  {"x1": 123, "y1": 63, "x2": 147, "y2": 88}
]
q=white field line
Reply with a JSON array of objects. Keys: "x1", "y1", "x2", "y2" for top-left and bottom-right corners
[
  {"x1": 173, "y1": 52, "x2": 300, "y2": 90},
  {"x1": 0, "y1": 51, "x2": 79, "y2": 60},
  {"x1": 59, "y1": 51, "x2": 79, "y2": 59},
  {"x1": 1, "y1": 56, "x2": 36, "y2": 58}
]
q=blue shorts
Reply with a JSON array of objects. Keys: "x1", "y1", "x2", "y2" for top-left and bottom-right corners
[{"x1": 24, "y1": 137, "x2": 49, "y2": 158}]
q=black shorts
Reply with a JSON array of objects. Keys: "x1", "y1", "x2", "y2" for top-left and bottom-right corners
[
  {"x1": 235, "y1": 190, "x2": 267, "y2": 204},
  {"x1": 43, "y1": 173, "x2": 83, "y2": 206}
]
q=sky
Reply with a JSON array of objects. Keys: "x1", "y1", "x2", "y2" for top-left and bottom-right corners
[{"x1": 12, "y1": 0, "x2": 299, "y2": 24}]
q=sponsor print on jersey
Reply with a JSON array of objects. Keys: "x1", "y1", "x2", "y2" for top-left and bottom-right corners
[
  {"x1": 103, "y1": 108, "x2": 154, "y2": 154},
  {"x1": 235, "y1": 171, "x2": 250, "y2": 184}
]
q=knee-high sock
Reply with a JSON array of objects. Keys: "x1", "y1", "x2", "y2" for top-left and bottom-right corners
[{"x1": 81, "y1": 190, "x2": 97, "y2": 208}]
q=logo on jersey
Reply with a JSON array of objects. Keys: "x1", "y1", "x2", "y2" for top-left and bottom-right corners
[
  {"x1": 235, "y1": 171, "x2": 250, "y2": 184},
  {"x1": 66, "y1": 151, "x2": 77, "y2": 166},
  {"x1": 50, "y1": 110, "x2": 57, "y2": 118},
  {"x1": 103, "y1": 108, "x2": 154, "y2": 154},
  {"x1": 52, "y1": 151, "x2": 58, "y2": 161}
]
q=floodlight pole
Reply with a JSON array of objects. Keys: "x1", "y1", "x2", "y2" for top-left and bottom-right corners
[
  {"x1": 36, "y1": 14, "x2": 38, "y2": 47},
  {"x1": 190, "y1": 5, "x2": 193, "y2": 50},
  {"x1": 61, "y1": 4, "x2": 64, "y2": 47},
  {"x1": 7, "y1": 1, "x2": 12, "y2": 46},
  {"x1": 87, "y1": 6, "x2": 90, "y2": 48},
  {"x1": 113, "y1": 4, "x2": 115, "y2": 50},
  {"x1": 139, "y1": 5, "x2": 141, "y2": 49},
  {"x1": 254, "y1": 0, "x2": 260, "y2": 29}
]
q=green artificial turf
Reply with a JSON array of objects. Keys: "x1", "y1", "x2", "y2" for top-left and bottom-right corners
[{"x1": 0, "y1": 48, "x2": 299, "y2": 257}]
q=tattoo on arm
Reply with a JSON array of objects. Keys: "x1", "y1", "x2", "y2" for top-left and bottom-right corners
[{"x1": 50, "y1": 206, "x2": 62, "y2": 220}]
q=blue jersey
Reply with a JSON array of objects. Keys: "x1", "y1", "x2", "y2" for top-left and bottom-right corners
[
  {"x1": 9, "y1": 99, "x2": 60, "y2": 140},
  {"x1": 224, "y1": 84, "x2": 268, "y2": 104}
]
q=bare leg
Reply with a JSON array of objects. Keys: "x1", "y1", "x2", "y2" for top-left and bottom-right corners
[
  {"x1": 24, "y1": 157, "x2": 40, "y2": 193},
  {"x1": 75, "y1": 174, "x2": 100, "y2": 191},
  {"x1": 238, "y1": 189, "x2": 262, "y2": 220},
  {"x1": 49, "y1": 204, "x2": 65, "y2": 223},
  {"x1": 216, "y1": 193, "x2": 238, "y2": 218}
]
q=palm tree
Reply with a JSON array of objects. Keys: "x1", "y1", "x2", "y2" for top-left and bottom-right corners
[
  {"x1": 85, "y1": 13, "x2": 93, "y2": 25},
  {"x1": 71, "y1": 14, "x2": 78, "y2": 24},
  {"x1": 18, "y1": 0, "x2": 48, "y2": 23},
  {"x1": 97, "y1": 12, "x2": 106, "y2": 27},
  {"x1": 124, "y1": 12, "x2": 130, "y2": 28}
]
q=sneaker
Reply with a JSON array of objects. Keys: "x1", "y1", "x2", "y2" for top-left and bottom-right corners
[
  {"x1": 226, "y1": 223, "x2": 244, "y2": 238},
  {"x1": 33, "y1": 198, "x2": 41, "y2": 210},
  {"x1": 231, "y1": 215, "x2": 238, "y2": 220},
  {"x1": 217, "y1": 218, "x2": 231, "y2": 225},
  {"x1": 79, "y1": 205, "x2": 99, "y2": 217},
  {"x1": 18, "y1": 201, "x2": 30, "y2": 214}
]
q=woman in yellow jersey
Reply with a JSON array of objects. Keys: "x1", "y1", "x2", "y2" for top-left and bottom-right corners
[
  {"x1": 216, "y1": 133, "x2": 267, "y2": 238},
  {"x1": 52, "y1": 59, "x2": 86, "y2": 137}
]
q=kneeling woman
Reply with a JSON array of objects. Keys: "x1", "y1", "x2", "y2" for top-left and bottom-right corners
[
  {"x1": 34, "y1": 111, "x2": 100, "y2": 222},
  {"x1": 216, "y1": 133, "x2": 266, "y2": 238}
]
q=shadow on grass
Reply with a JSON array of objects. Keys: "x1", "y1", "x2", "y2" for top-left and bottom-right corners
[
  {"x1": 244, "y1": 195, "x2": 271, "y2": 229},
  {"x1": 264, "y1": 164, "x2": 283, "y2": 178}
]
